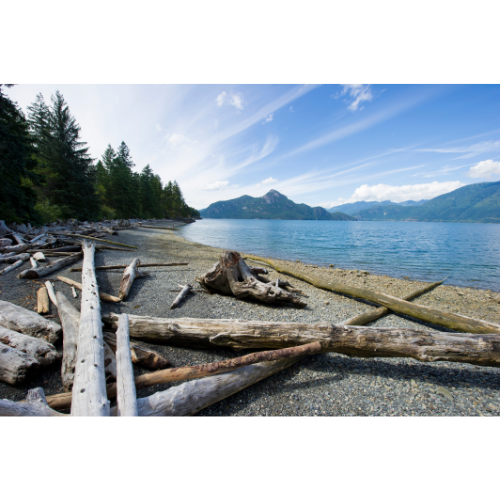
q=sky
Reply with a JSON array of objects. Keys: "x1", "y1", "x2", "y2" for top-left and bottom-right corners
[{"x1": 6, "y1": 84, "x2": 500, "y2": 210}]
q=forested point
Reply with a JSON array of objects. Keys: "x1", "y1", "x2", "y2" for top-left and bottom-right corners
[{"x1": 0, "y1": 85, "x2": 200, "y2": 224}]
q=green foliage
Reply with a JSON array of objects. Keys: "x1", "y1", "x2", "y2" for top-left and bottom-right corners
[{"x1": 34, "y1": 199, "x2": 64, "y2": 224}]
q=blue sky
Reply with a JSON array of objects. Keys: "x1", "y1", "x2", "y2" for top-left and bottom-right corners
[{"x1": 6, "y1": 84, "x2": 500, "y2": 209}]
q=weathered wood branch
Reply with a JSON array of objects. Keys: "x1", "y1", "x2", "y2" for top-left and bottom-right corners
[
  {"x1": 197, "y1": 252, "x2": 307, "y2": 308},
  {"x1": 18, "y1": 253, "x2": 83, "y2": 279},
  {"x1": 115, "y1": 314, "x2": 138, "y2": 416},
  {"x1": 0, "y1": 259, "x2": 25, "y2": 276},
  {"x1": 0, "y1": 252, "x2": 30, "y2": 264},
  {"x1": 171, "y1": 284, "x2": 193, "y2": 309},
  {"x1": 0, "y1": 300, "x2": 61, "y2": 343},
  {"x1": 57, "y1": 275, "x2": 121, "y2": 303},
  {"x1": 3, "y1": 243, "x2": 30, "y2": 254},
  {"x1": 69, "y1": 262, "x2": 189, "y2": 272},
  {"x1": 45, "y1": 281, "x2": 58, "y2": 308},
  {"x1": 49, "y1": 232, "x2": 138, "y2": 249},
  {"x1": 0, "y1": 325, "x2": 60, "y2": 365},
  {"x1": 118, "y1": 258, "x2": 146, "y2": 301},
  {"x1": 71, "y1": 241, "x2": 109, "y2": 417},
  {"x1": 104, "y1": 313, "x2": 500, "y2": 368},
  {"x1": 37, "y1": 287, "x2": 49, "y2": 314},
  {"x1": 342, "y1": 279, "x2": 446, "y2": 326},
  {"x1": 0, "y1": 343, "x2": 40, "y2": 385},
  {"x1": 0, "y1": 388, "x2": 65, "y2": 417},
  {"x1": 244, "y1": 255, "x2": 500, "y2": 335}
]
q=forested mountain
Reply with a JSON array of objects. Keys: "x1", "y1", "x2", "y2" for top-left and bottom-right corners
[
  {"x1": 200, "y1": 189, "x2": 356, "y2": 220},
  {"x1": 355, "y1": 182, "x2": 500, "y2": 223},
  {"x1": 328, "y1": 199, "x2": 427, "y2": 215},
  {"x1": 0, "y1": 86, "x2": 199, "y2": 223}
]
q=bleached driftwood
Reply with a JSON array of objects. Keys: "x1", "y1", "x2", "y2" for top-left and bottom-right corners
[
  {"x1": 72, "y1": 286, "x2": 78, "y2": 298},
  {"x1": 33, "y1": 252, "x2": 46, "y2": 262},
  {"x1": 171, "y1": 284, "x2": 193, "y2": 309},
  {"x1": 56, "y1": 292, "x2": 80, "y2": 391},
  {"x1": 0, "y1": 259, "x2": 25, "y2": 276},
  {"x1": 0, "y1": 388, "x2": 65, "y2": 417},
  {"x1": 0, "y1": 325, "x2": 60, "y2": 365},
  {"x1": 0, "y1": 238, "x2": 12, "y2": 249},
  {"x1": 115, "y1": 314, "x2": 138, "y2": 416},
  {"x1": 49, "y1": 232, "x2": 138, "y2": 249},
  {"x1": 30, "y1": 257, "x2": 38, "y2": 268},
  {"x1": 70, "y1": 262, "x2": 189, "y2": 272},
  {"x1": 104, "y1": 313, "x2": 500, "y2": 369},
  {"x1": 18, "y1": 252, "x2": 82, "y2": 279},
  {"x1": 45, "y1": 281, "x2": 58, "y2": 308},
  {"x1": 0, "y1": 300, "x2": 61, "y2": 343},
  {"x1": 103, "y1": 332, "x2": 171, "y2": 370},
  {"x1": 0, "y1": 343, "x2": 40, "y2": 385},
  {"x1": 58, "y1": 275, "x2": 121, "y2": 303},
  {"x1": 197, "y1": 251, "x2": 306, "y2": 308},
  {"x1": 118, "y1": 258, "x2": 147, "y2": 301},
  {"x1": 71, "y1": 241, "x2": 109, "y2": 417},
  {"x1": 0, "y1": 252, "x2": 30, "y2": 264},
  {"x1": 37, "y1": 287, "x2": 50, "y2": 314},
  {"x1": 3, "y1": 243, "x2": 29, "y2": 254}
]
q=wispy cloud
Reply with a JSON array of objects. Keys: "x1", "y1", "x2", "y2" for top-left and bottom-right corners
[
  {"x1": 334, "y1": 84, "x2": 375, "y2": 111},
  {"x1": 416, "y1": 140, "x2": 500, "y2": 159},
  {"x1": 255, "y1": 176, "x2": 278, "y2": 187},
  {"x1": 216, "y1": 91, "x2": 244, "y2": 110},
  {"x1": 263, "y1": 114, "x2": 273, "y2": 123},
  {"x1": 468, "y1": 159, "x2": 500, "y2": 178},
  {"x1": 201, "y1": 180, "x2": 239, "y2": 191}
]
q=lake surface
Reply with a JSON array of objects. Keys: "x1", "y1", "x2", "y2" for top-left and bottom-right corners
[{"x1": 177, "y1": 219, "x2": 500, "y2": 291}]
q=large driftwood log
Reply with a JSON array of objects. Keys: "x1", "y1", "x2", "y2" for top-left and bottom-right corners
[
  {"x1": 245, "y1": 255, "x2": 500, "y2": 335},
  {"x1": 46, "y1": 342, "x2": 320, "y2": 410},
  {"x1": 342, "y1": 279, "x2": 446, "y2": 326},
  {"x1": 0, "y1": 325, "x2": 60, "y2": 365},
  {"x1": 0, "y1": 300, "x2": 61, "y2": 343},
  {"x1": 56, "y1": 292, "x2": 80, "y2": 391},
  {"x1": 197, "y1": 252, "x2": 307, "y2": 308},
  {"x1": 118, "y1": 258, "x2": 147, "y2": 300},
  {"x1": 3, "y1": 243, "x2": 29, "y2": 254},
  {"x1": 70, "y1": 262, "x2": 189, "y2": 272},
  {"x1": 112, "y1": 357, "x2": 300, "y2": 416},
  {"x1": 0, "y1": 388, "x2": 65, "y2": 417},
  {"x1": 115, "y1": 314, "x2": 138, "y2": 416},
  {"x1": 171, "y1": 284, "x2": 192, "y2": 309},
  {"x1": 49, "y1": 232, "x2": 138, "y2": 249},
  {"x1": 18, "y1": 252, "x2": 83, "y2": 279},
  {"x1": 0, "y1": 259, "x2": 25, "y2": 276},
  {"x1": 103, "y1": 332, "x2": 171, "y2": 370},
  {"x1": 57, "y1": 275, "x2": 122, "y2": 303},
  {"x1": 104, "y1": 313, "x2": 500, "y2": 368},
  {"x1": 0, "y1": 343, "x2": 40, "y2": 385},
  {"x1": 0, "y1": 252, "x2": 30, "y2": 264},
  {"x1": 37, "y1": 287, "x2": 50, "y2": 314},
  {"x1": 71, "y1": 242, "x2": 109, "y2": 417}
]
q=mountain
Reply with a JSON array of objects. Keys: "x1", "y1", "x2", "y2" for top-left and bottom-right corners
[
  {"x1": 355, "y1": 181, "x2": 500, "y2": 223},
  {"x1": 200, "y1": 190, "x2": 356, "y2": 220},
  {"x1": 328, "y1": 199, "x2": 428, "y2": 215}
]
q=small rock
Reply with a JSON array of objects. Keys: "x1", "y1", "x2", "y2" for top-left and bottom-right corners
[
  {"x1": 436, "y1": 387, "x2": 453, "y2": 402},
  {"x1": 324, "y1": 301, "x2": 330, "y2": 305}
]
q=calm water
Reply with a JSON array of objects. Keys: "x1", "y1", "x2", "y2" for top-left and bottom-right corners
[{"x1": 177, "y1": 219, "x2": 500, "y2": 291}]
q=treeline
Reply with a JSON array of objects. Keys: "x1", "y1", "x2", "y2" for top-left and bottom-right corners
[{"x1": 0, "y1": 85, "x2": 199, "y2": 224}]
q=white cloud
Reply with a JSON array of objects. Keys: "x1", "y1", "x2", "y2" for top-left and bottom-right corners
[
  {"x1": 255, "y1": 176, "x2": 278, "y2": 187},
  {"x1": 417, "y1": 140, "x2": 500, "y2": 159},
  {"x1": 166, "y1": 133, "x2": 197, "y2": 148},
  {"x1": 263, "y1": 114, "x2": 273, "y2": 123},
  {"x1": 216, "y1": 91, "x2": 244, "y2": 110},
  {"x1": 334, "y1": 84, "x2": 374, "y2": 111},
  {"x1": 323, "y1": 181, "x2": 466, "y2": 207},
  {"x1": 289, "y1": 106, "x2": 294, "y2": 112},
  {"x1": 468, "y1": 159, "x2": 500, "y2": 178},
  {"x1": 201, "y1": 180, "x2": 238, "y2": 191}
]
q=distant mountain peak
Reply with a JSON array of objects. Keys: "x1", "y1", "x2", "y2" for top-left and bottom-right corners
[{"x1": 263, "y1": 189, "x2": 287, "y2": 204}]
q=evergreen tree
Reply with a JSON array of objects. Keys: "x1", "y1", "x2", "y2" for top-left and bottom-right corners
[{"x1": 0, "y1": 85, "x2": 39, "y2": 222}]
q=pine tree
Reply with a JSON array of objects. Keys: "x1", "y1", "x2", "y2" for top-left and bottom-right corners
[{"x1": 0, "y1": 85, "x2": 39, "y2": 222}]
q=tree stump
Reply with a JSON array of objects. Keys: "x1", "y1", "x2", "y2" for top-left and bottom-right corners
[{"x1": 197, "y1": 251, "x2": 306, "y2": 308}]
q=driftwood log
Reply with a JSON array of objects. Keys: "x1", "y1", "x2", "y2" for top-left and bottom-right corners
[
  {"x1": 245, "y1": 255, "x2": 500, "y2": 335},
  {"x1": 115, "y1": 314, "x2": 138, "y2": 416},
  {"x1": 37, "y1": 287, "x2": 50, "y2": 314},
  {"x1": 45, "y1": 281, "x2": 58, "y2": 308},
  {"x1": 3, "y1": 243, "x2": 29, "y2": 254},
  {"x1": 56, "y1": 292, "x2": 80, "y2": 391},
  {"x1": 18, "y1": 253, "x2": 82, "y2": 279},
  {"x1": 49, "y1": 232, "x2": 138, "y2": 249},
  {"x1": 0, "y1": 252, "x2": 30, "y2": 264},
  {"x1": 103, "y1": 332, "x2": 171, "y2": 370},
  {"x1": 342, "y1": 279, "x2": 446, "y2": 326},
  {"x1": 33, "y1": 252, "x2": 46, "y2": 262},
  {"x1": 104, "y1": 314, "x2": 500, "y2": 369},
  {"x1": 171, "y1": 284, "x2": 192, "y2": 309},
  {"x1": 0, "y1": 388, "x2": 65, "y2": 417},
  {"x1": 0, "y1": 259, "x2": 25, "y2": 276},
  {"x1": 118, "y1": 258, "x2": 147, "y2": 301},
  {"x1": 197, "y1": 251, "x2": 306, "y2": 308},
  {"x1": 57, "y1": 275, "x2": 122, "y2": 303},
  {"x1": 0, "y1": 343, "x2": 40, "y2": 385},
  {"x1": 0, "y1": 325, "x2": 60, "y2": 365},
  {"x1": 71, "y1": 242, "x2": 109, "y2": 417},
  {"x1": 0, "y1": 300, "x2": 61, "y2": 343},
  {"x1": 70, "y1": 262, "x2": 189, "y2": 272},
  {"x1": 45, "y1": 342, "x2": 320, "y2": 411}
]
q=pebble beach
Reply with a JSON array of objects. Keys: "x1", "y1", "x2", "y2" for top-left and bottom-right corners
[{"x1": 1, "y1": 224, "x2": 499, "y2": 416}]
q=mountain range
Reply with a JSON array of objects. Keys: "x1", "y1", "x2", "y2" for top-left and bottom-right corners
[
  {"x1": 328, "y1": 199, "x2": 427, "y2": 216},
  {"x1": 200, "y1": 190, "x2": 356, "y2": 220}
]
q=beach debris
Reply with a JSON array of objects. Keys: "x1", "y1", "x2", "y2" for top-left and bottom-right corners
[
  {"x1": 118, "y1": 258, "x2": 148, "y2": 301},
  {"x1": 0, "y1": 387, "x2": 65, "y2": 417},
  {"x1": 37, "y1": 287, "x2": 50, "y2": 314},
  {"x1": 104, "y1": 331, "x2": 171, "y2": 370},
  {"x1": 71, "y1": 241, "x2": 109, "y2": 417},
  {"x1": 33, "y1": 252, "x2": 46, "y2": 262},
  {"x1": 245, "y1": 254, "x2": 500, "y2": 335},
  {"x1": 115, "y1": 314, "x2": 138, "y2": 416},
  {"x1": 69, "y1": 262, "x2": 189, "y2": 272},
  {"x1": 0, "y1": 300, "x2": 61, "y2": 343},
  {"x1": 49, "y1": 232, "x2": 138, "y2": 249},
  {"x1": 341, "y1": 278, "x2": 447, "y2": 326},
  {"x1": 72, "y1": 286, "x2": 78, "y2": 298},
  {"x1": 45, "y1": 342, "x2": 320, "y2": 412},
  {"x1": 3, "y1": 243, "x2": 30, "y2": 254},
  {"x1": 30, "y1": 257, "x2": 38, "y2": 268},
  {"x1": 0, "y1": 325, "x2": 60, "y2": 366},
  {"x1": 171, "y1": 283, "x2": 193, "y2": 309},
  {"x1": 0, "y1": 258, "x2": 25, "y2": 276},
  {"x1": 104, "y1": 313, "x2": 500, "y2": 369},
  {"x1": 197, "y1": 251, "x2": 307, "y2": 308},
  {"x1": 0, "y1": 342, "x2": 40, "y2": 385},
  {"x1": 57, "y1": 275, "x2": 122, "y2": 303},
  {"x1": 44, "y1": 281, "x2": 58, "y2": 308},
  {"x1": 0, "y1": 252, "x2": 30, "y2": 265},
  {"x1": 18, "y1": 252, "x2": 83, "y2": 279}
]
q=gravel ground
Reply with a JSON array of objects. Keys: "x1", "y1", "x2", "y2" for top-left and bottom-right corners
[{"x1": 1, "y1": 223, "x2": 499, "y2": 416}]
